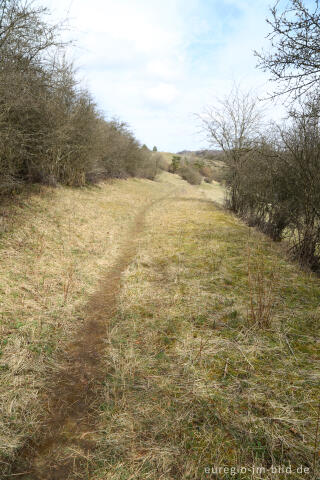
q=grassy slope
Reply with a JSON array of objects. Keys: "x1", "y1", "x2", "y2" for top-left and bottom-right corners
[
  {"x1": 0, "y1": 177, "x2": 177, "y2": 468},
  {"x1": 1, "y1": 173, "x2": 319, "y2": 479}
]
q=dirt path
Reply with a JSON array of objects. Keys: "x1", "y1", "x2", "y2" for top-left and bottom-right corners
[
  {"x1": 3, "y1": 177, "x2": 318, "y2": 479},
  {"x1": 9, "y1": 195, "x2": 170, "y2": 479}
]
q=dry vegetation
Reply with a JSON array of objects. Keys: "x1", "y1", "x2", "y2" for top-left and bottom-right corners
[
  {"x1": 90, "y1": 188, "x2": 319, "y2": 480},
  {"x1": 87, "y1": 179, "x2": 319, "y2": 480},
  {"x1": 1, "y1": 0, "x2": 319, "y2": 476},
  {"x1": 0, "y1": 0, "x2": 158, "y2": 196},
  {"x1": 2, "y1": 172, "x2": 318, "y2": 479},
  {"x1": 165, "y1": 152, "x2": 227, "y2": 187},
  {"x1": 199, "y1": 85, "x2": 320, "y2": 273},
  {"x1": 0, "y1": 176, "x2": 178, "y2": 475},
  {"x1": 198, "y1": 0, "x2": 320, "y2": 273}
]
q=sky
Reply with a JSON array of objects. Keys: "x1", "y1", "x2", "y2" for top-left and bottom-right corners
[{"x1": 40, "y1": 0, "x2": 282, "y2": 152}]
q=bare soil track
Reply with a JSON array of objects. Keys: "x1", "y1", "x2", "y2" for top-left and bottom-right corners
[{"x1": 7, "y1": 196, "x2": 168, "y2": 480}]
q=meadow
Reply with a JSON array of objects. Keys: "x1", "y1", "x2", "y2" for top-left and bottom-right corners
[{"x1": 1, "y1": 171, "x2": 319, "y2": 479}]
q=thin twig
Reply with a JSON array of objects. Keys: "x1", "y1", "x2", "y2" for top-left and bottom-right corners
[
  {"x1": 284, "y1": 334, "x2": 297, "y2": 361},
  {"x1": 234, "y1": 342, "x2": 255, "y2": 369},
  {"x1": 223, "y1": 358, "x2": 229, "y2": 378}
]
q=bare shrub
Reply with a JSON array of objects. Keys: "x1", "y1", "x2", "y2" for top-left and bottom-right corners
[
  {"x1": 199, "y1": 165, "x2": 213, "y2": 180},
  {"x1": 178, "y1": 165, "x2": 202, "y2": 185},
  {"x1": 0, "y1": 0, "x2": 156, "y2": 196},
  {"x1": 198, "y1": 86, "x2": 263, "y2": 213},
  {"x1": 97, "y1": 120, "x2": 156, "y2": 180},
  {"x1": 137, "y1": 149, "x2": 158, "y2": 180},
  {"x1": 205, "y1": 91, "x2": 320, "y2": 270},
  {"x1": 279, "y1": 98, "x2": 320, "y2": 270},
  {"x1": 247, "y1": 239, "x2": 277, "y2": 328},
  {"x1": 156, "y1": 154, "x2": 170, "y2": 171}
]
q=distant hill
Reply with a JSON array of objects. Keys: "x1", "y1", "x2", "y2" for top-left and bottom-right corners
[{"x1": 177, "y1": 149, "x2": 222, "y2": 158}]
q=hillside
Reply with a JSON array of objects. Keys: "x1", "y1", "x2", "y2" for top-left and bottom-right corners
[{"x1": 1, "y1": 172, "x2": 319, "y2": 479}]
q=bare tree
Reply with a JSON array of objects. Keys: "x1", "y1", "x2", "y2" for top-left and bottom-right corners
[
  {"x1": 199, "y1": 87, "x2": 262, "y2": 152},
  {"x1": 255, "y1": 0, "x2": 320, "y2": 99},
  {"x1": 198, "y1": 87, "x2": 263, "y2": 212},
  {"x1": 0, "y1": 0, "x2": 67, "y2": 68}
]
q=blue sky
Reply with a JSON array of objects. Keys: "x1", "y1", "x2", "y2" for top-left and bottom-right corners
[{"x1": 41, "y1": 0, "x2": 282, "y2": 152}]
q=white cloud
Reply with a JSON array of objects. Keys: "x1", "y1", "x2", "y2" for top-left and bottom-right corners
[
  {"x1": 146, "y1": 59, "x2": 181, "y2": 81},
  {"x1": 144, "y1": 83, "x2": 179, "y2": 107}
]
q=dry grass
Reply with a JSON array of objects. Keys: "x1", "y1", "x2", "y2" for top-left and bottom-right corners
[
  {"x1": 89, "y1": 191, "x2": 319, "y2": 479},
  {"x1": 1, "y1": 172, "x2": 319, "y2": 479},
  {"x1": 0, "y1": 177, "x2": 178, "y2": 471}
]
